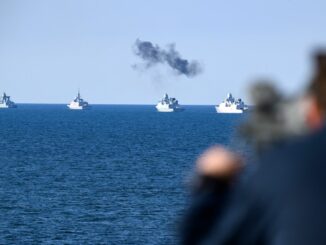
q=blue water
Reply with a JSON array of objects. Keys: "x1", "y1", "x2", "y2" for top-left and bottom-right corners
[{"x1": 0, "y1": 105, "x2": 247, "y2": 244}]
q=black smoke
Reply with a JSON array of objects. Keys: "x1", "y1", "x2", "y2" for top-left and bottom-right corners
[{"x1": 133, "y1": 39, "x2": 202, "y2": 78}]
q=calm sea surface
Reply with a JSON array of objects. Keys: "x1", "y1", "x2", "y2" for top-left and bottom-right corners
[{"x1": 0, "y1": 105, "x2": 248, "y2": 244}]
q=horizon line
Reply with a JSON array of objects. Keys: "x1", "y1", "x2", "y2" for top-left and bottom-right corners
[{"x1": 14, "y1": 102, "x2": 220, "y2": 106}]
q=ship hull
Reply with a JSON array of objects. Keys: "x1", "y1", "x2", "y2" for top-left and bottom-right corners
[
  {"x1": 156, "y1": 105, "x2": 184, "y2": 112},
  {"x1": 0, "y1": 104, "x2": 17, "y2": 109},
  {"x1": 67, "y1": 105, "x2": 90, "y2": 110},
  {"x1": 215, "y1": 106, "x2": 245, "y2": 114}
]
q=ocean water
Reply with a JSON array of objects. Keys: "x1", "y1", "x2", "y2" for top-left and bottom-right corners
[{"x1": 0, "y1": 105, "x2": 247, "y2": 244}]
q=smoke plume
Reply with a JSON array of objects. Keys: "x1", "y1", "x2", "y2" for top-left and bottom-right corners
[{"x1": 133, "y1": 39, "x2": 202, "y2": 78}]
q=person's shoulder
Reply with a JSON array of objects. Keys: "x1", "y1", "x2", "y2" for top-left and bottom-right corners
[
  {"x1": 249, "y1": 126, "x2": 326, "y2": 192},
  {"x1": 261, "y1": 126, "x2": 326, "y2": 169}
]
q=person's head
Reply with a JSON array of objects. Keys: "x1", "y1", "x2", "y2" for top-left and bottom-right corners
[{"x1": 306, "y1": 51, "x2": 326, "y2": 130}]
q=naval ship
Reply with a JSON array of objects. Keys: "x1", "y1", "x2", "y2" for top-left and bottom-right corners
[
  {"x1": 216, "y1": 93, "x2": 248, "y2": 113},
  {"x1": 0, "y1": 92, "x2": 17, "y2": 109},
  {"x1": 156, "y1": 93, "x2": 184, "y2": 112},
  {"x1": 67, "y1": 91, "x2": 90, "y2": 110}
]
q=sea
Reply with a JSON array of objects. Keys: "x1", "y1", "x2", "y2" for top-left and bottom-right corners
[{"x1": 0, "y1": 105, "x2": 249, "y2": 244}]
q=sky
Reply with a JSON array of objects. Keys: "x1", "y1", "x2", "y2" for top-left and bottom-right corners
[{"x1": 0, "y1": 0, "x2": 325, "y2": 104}]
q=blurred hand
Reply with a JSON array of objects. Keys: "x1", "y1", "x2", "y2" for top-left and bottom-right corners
[{"x1": 196, "y1": 146, "x2": 243, "y2": 179}]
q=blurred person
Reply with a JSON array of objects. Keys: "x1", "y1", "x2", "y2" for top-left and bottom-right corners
[
  {"x1": 306, "y1": 52, "x2": 326, "y2": 130},
  {"x1": 181, "y1": 52, "x2": 326, "y2": 245}
]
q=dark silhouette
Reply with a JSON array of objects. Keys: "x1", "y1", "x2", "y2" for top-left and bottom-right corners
[{"x1": 181, "y1": 52, "x2": 326, "y2": 245}]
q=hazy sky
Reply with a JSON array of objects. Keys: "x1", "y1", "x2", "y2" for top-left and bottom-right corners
[{"x1": 0, "y1": 0, "x2": 325, "y2": 104}]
